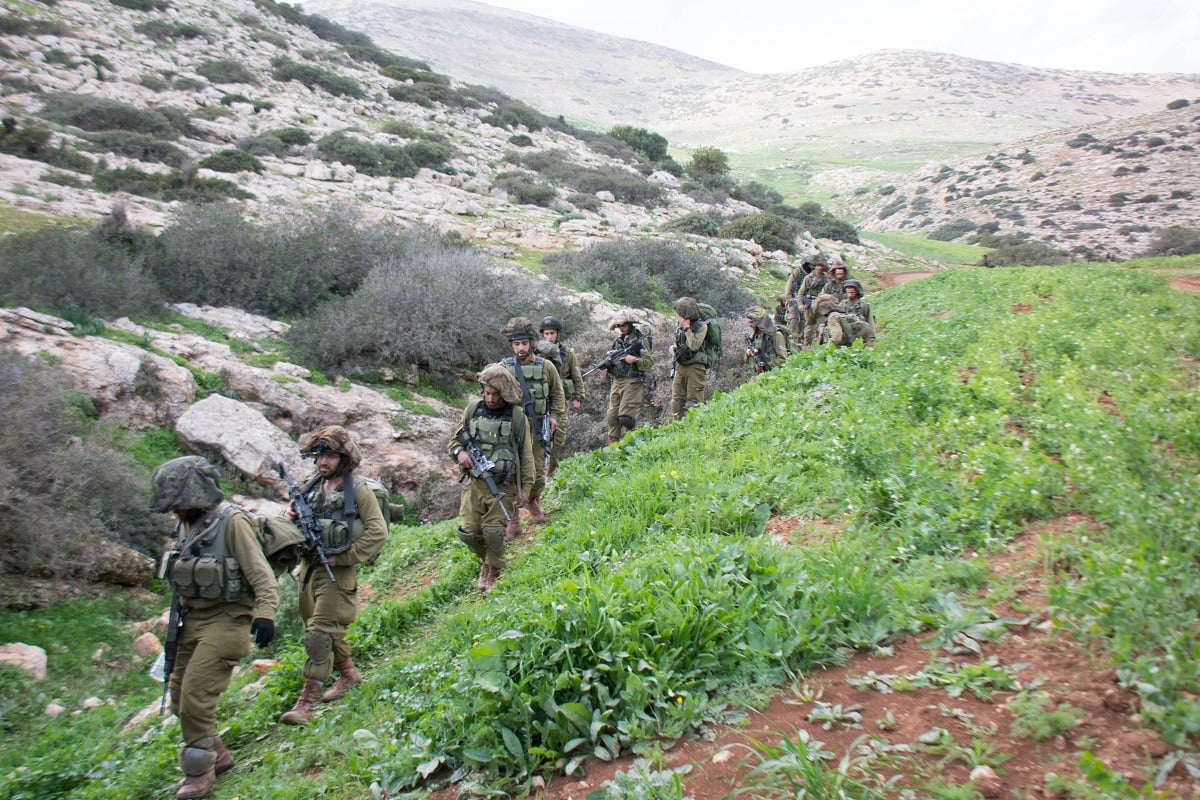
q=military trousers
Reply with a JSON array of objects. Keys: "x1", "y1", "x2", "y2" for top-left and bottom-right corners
[
  {"x1": 298, "y1": 561, "x2": 359, "y2": 681},
  {"x1": 458, "y1": 475, "x2": 517, "y2": 567},
  {"x1": 671, "y1": 362, "x2": 709, "y2": 418},
  {"x1": 606, "y1": 378, "x2": 644, "y2": 440},
  {"x1": 170, "y1": 604, "x2": 252, "y2": 744}
]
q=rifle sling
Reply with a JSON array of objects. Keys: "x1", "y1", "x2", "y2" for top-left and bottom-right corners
[{"x1": 507, "y1": 356, "x2": 545, "y2": 448}]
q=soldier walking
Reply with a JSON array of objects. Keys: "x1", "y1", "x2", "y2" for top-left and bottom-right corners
[
  {"x1": 601, "y1": 310, "x2": 653, "y2": 443},
  {"x1": 538, "y1": 316, "x2": 584, "y2": 477}
]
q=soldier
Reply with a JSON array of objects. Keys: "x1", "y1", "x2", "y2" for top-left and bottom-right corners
[
  {"x1": 827, "y1": 279, "x2": 876, "y2": 347},
  {"x1": 744, "y1": 308, "x2": 788, "y2": 373},
  {"x1": 150, "y1": 456, "x2": 280, "y2": 800},
  {"x1": 601, "y1": 309, "x2": 653, "y2": 444},
  {"x1": 538, "y1": 316, "x2": 584, "y2": 477},
  {"x1": 823, "y1": 264, "x2": 849, "y2": 301},
  {"x1": 795, "y1": 258, "x2": 830, "y2": 347},
  {"x1": 501, "y1": 316, "x2": 566, "y2": 531},
  {"x1": 784, "y1": 253, "x2": 827, "y2": 343},
  {"x1": 669, "y1": 296, "x2": 717, "y2": 420},
  {"x1": 280, "y1": 425, "x2": 387, "y2": 726},
  {"x1": 449, "y1": 364, "x2": 535, "y2": 590}
]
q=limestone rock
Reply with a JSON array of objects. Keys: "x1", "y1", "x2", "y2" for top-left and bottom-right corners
[
  {"x1": 132, "y1": 632, "x2": 162, "y2": 659},
  {"x1": 0, "y1": 642, "x2": 47, "y2": 680}
]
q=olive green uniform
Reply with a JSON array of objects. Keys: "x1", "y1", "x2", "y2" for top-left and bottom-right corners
[
  {"x1": 550, "y1": 343, "x2": 584, "y2": 474},
  {"x1": 449, "y1": 398, "x2": 535, "y2": 567},
  {"x1": 796, "y1": 271, "x2": 829, "y2": 346},
  {"x1": 168, "y1": 504, "x2": 280, "y2": 745},
  {"x1": 604, "y1": 330, "x2": 653, "y2": 441},
  {"x1": 671, "y1": 321, "x2": 712, "y2": 419},
  {"x1": 295, "y1": 477, "x2": 387, "y2": 682},
  {"x1": 502, "y1": 355, "x2": 566, "y2": 501},
  {"x1": 828, "y1": 298, "x2": 876, "y2": 346},
  {"x1": 746, "y1": 328, "x2": 788, "y2": 372}
]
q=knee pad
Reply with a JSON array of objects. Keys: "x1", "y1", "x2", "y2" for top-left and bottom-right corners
[
  {"x1": 304, "y1": 630, "x2": 334, "y2": 664},
  {"x1": 618, "y1": 415, "x2": 637, "y2": 431},
  {"x1": 456, "y1": 526, "x2": 485, "y2": 554},
  {"x1": 180, "y1": 738, "x2": 218, "y2": 775}
]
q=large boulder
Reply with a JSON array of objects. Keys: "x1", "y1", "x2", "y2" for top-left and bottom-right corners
[
  {"x1": 0, "y1": 642, "x2": 47, "y2": 680},
  {"x1": 175, "y1": 394, "x2": 304, "y2": 491}
]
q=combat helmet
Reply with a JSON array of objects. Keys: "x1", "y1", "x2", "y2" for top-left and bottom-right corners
[
  {"x1": 844, "y1": 279, "x2": 865, "y2": 296},
  {"x1": 746, "y1": 306, "x2": 775, "y2": 331},
  {"x1": 299, "y1": 425, "x2": 363, "y2": 471},
  {"x1": 148, "y1": 455, "x2": 224, "y2": 513},
  {"x1": 538, "y1": 316, "x2": 562, "y2": 333},
  {"x1": 672, "y1": 296, "x2": 700, "y2": 322},
  {"x1": 609, "y1": 309, "x2": 639, "y2": 330},
  {"x1": 478, "y1": 363, "x2": 523, "y2": 405},
  {"x1": 501, "y1": 316, "x2": 536, "y2": 341}
]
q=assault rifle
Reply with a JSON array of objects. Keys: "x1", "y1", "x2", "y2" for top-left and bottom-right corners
[
  {"x1": 160, "y1": 593, "x2": 183, "y2": 716},
  {"x1": 539, "y1": 411, "x2": 552, "y2": 472},
  {"x1": 582, "y1": 338, "x2": 641, "y2": 378},
  {"x1": 746, "y1": 333, "x2": 771, "y2": 373},
  {"x1": 277, "y1": 461, "x2": 337, "y2": 583},
  {"x1": 456, "y1": 430, "x2": 512, "y2": 522}
]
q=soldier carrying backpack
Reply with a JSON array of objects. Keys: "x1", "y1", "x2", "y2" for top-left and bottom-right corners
[{"x1": 669, "y1": 296, "x2": 720, "y2": 420}]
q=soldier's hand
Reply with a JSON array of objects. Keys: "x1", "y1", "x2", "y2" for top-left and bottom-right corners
[
  {"x1": 456, "y1": 450, "x2": 473, "y2": 469},
  {"x1": 250, "y1": 618, "x2": 275, "y2": 648},
  {"x1": 570, "y1": 398, "x2": 581, "y2": 411}
]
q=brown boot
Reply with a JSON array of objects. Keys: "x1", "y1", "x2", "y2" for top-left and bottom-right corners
[
  {"x1": 177, "y1": 737, "x2": 217, "y2": 799},
  {"x1": 280, "y1": 679, "x2": 322, "y2": 726},
  {"x1": 475, "y1": 561, "x2": 493, "y2": 591},
  {"x1": 480, "y1": 562, "x2": 502, "y2": 591},
  {"x1": 213, "y1": 737, "x2": 234, "y2": 776},
  {"x1": 321, "y1": 659, "x2": 361, "y2": 702},
  {"x1": 527, "y1": 497, "x2": 547, "y2": 523},
  {"x1": 505, "y1": 515, "x2": 522, "y2": 541}
]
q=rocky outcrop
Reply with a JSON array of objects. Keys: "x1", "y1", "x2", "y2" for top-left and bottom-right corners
[{"x1": 0, "y1": 642, "x2": 47, "y2": 681}]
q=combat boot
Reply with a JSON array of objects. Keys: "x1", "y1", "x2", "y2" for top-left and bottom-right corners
[
  {"x1": 213, "y1": 737, "x2": 234, "y2": 776},
  {"x1": 480, "y1": 562, "x2": 502, "y2": 591},
  {"x1": 526, "y1": 497, "x2": 547, "y2": 523},
  {"x1": 321, "y1": 660, "x2": 361, "y2": 702},
  {"x1": 475, "y1": 561, "x2": 493, "y2": 591},
  {"x1": 280, "y1": 679, "x2": 322, "y2": 726},
  {"x1": 177, "y1": 736, "x2": 217, "y2": 799},
  {"x1": 505, "y1": 515, "x2": 522, "y2": 540}
]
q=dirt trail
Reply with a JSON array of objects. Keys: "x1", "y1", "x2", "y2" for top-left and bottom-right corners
[{"x1": 877, "y1": 271, "x2": 935, "y2": 288}]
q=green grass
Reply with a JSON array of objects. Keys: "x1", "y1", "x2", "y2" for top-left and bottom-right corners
[
  {"x1": 2, "y1": 264, "x2": 1199, "y2": 798},
  {"x1": 863, "y1": 230, "x2": 991, "y2": 265}
]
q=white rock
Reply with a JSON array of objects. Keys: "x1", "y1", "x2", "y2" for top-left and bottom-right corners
[{"x1": 0, "y1": 643, "x2": 47, "y2": 680}]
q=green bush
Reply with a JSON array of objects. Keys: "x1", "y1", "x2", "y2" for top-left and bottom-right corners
[
  {"x1": 38, "y1": 93, "x2": 189, "y2": 138},
  {"x1": 0, "y1": 120, "x2": 53, "y2": 156},
  {"x1": 316, "y1": 130, "x2": 418, "y2": 178},
  {"x1": 287, "y1": 228, "x2": 589, "y2": 376},
  {"x1": 1145, "y1": 226, "x2": 1200, "y2": 256},
  {"x1": 607, "y1": 125, "x2": 669, "y2": 162},
  {"x1": 661, "y1": 212, "x2": 721, "y2": 237},
  {"x1": 0, "y1": 213, "x2": 163, "y2": 318},
  {"x1": 82, "y1": 130, "x2": 186, "y2": 167},
  {"x1": 987, "y1": 241, "x2": 1069, "y2": 266},
  {"x1": 271, "y1": 58, "x2": 363, "y2": 98},
  {"x1": 134, "y1": 20, "x2": 207, "y2": 41},
  {"x1": 139, "y1": 73, "x2": 170, "y2": 91},
  {"x1": 542, "y1": 238, "x2": 751, "y2": 313},
  {"x1": 0, "y1": 352, "x2": 168, "y2": 580},
  {"x1": 928, "y1": 218, "x2": 979, "y2": 241},
  {"x1": 145, "y1": 203, "x2": 397, "y2": 317},
  {"x1": 381, "y1": 120, "x2": 426, "y2": 139},
  {"x1": 173, "y1": 75, "x2": 206, "y2": 91},
  {"x1": 482, "y1": 101, "x2": 545, "y2": 131},
  {"x1": 720, "y1": 213, "x2": 798, "y2": 254},
  {"x1": 196, "y1": 59, "x2": 258, "y2": 85},
  {"x1": 343, "y1": 44, "x2": 427, "y2": 70},
  {"x1": 92, "y1": 166, "x2": 254, "y2": 202},
  {"x1": 198, "y1": 148, "x2": 265, "y2": 173},
  {"x1": 403, "y1": 140, "x2": 454, "y2": 170},
  {"x1": 510, "y1": 150, "x2": 664, "y2": 208},
  {"x1": 687, "y1": 146, "x2": 729, "y2": 179},
  {"x1": 493, "y1": 171, "x2": 557, "y2": 206},
  {"x1": 507, "y1": 133, "x2": 534, "y2": 147},
  {"x1": 108, "y1": 0, "x2": 169, "y2": 10}
]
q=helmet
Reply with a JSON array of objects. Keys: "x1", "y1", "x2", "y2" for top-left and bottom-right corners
[
  {"x1": 609, "y1": 309, "x2": 638, "y2": 329},
  {"x1": 538, "y1": 316, "x2": 562, "y2": 332},
  {"x1": 672, "y1": 296, "x2": 700, "y2": 321},
  {"x1": 148, "y1": 456, "x2": 224, "y2": 513},
  {"x1": 747, "y1": 307, "x2": 774, "y2": 331},
  {"x1": 501, "y1": 316, "x2": 536, "y2": 341},
  {"x1": 844, "y1": 279, "x2": 864, "y2": 295},
  {"x1": 299, "y1": 425, "x2": 362, "y2": 470},
  {"x1": 478, "y1": 363, "x2": 523, "y2": 405},
  {"x1": 534, "y1": 339, "x2": 561, "y2": 363}
]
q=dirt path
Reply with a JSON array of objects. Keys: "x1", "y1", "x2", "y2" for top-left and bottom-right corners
[
  {"x1": 1169, "y1": 276, "x2": 1200, "y2": 295},
  {"x1": 877, "y1": 271, "x2": 935, "y2": 288}
]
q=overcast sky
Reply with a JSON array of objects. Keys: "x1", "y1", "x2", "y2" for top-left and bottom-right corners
[{"x1": 479, "y1": 0, "x2": 1199, "y2": 75}]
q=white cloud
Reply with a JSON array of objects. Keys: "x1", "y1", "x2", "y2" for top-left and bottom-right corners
[{"x1": 480, "y1": 0, "x2": 1200, "y2": 74}]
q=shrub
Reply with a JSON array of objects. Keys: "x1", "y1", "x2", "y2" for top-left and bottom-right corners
[
  {"x1": 0, "y1": 352, "x2": 168, "y2": 580},
  {"x1": 108, "y1": 0, "x2": 170, "y2": 10},
  {"x1": 286, "y1": 228, "x2": 589, "y2": 376},
  {"x1": 493, "y1": 171, "x2": 556, "y2": 206},
  {"x1": 403, "y1": 140, "x2": 454, "y2": 170},
  {"x1": 661, "y1": 212, "x2": 721, "y2": 237},
  {"x1": 92, "y1": 166, "x2": 254, "y2": 202},
  {"x1": 316, "y1": 130, "x2": 417, "y2": 178},
  {"x1": 387, "y1": 81, "x2": 455, "y2": 107},
  {"x1": 134, "y1": 20, "x2": 207, "y2": 41},
  {"x1": 987, "y1": 241, "x2": 1069, "y2": 266},
  {"x1": 720, "y1": 213, "x2": 798, "y2": 254},
  {"x1": 607, "y1": 125, "x2": 669, "y2": 162},
  {"x1": 198, "y1": 148, "x2": 264, "y2": 173},
  {"x1": 144, "y1": 203, "x2": 397, "y2": 317},
  {"x1": 38, "y1": 93, "x2": 189, "y2": 138},
  {"x1": 271, "y1": 58, "x2": 363, "y2": 98},
  {"x1": 0, "y1": 211, "x2": 163, "y2": 317},
  {"x1": 381, "y1": 120, "x2": 426, "y2": 139},
  {"x1": 0, "y1": 120, "x2": 53, "y2": 156},
  {"x1": 195, "y1": 58, "x2": 257, "y2": 85},
  {"x1": 139, "y1": 74, "x2": 170, "y2": 91},
  {"x1": 173, "y1": 76, "x2": 206, "y2": 91},
  {"x1": 928, "y1": 218, "x2": 979, "y2": 241},
  {"x1": 482, "y1": 101, "x2": 544, "y2": 131},
  {"x1": 542, "y1": 239, "x2": 751, "y2": 313},
  {"x1": 510, "y1": 150, "x2": 664, "y2": 207},
  {"x1": 82, "y1": 130, "x2": 186, "y2": 167},
  {"x1": 507, "y1": 133, "x2": 534, "y2": 147},
  {"x1": 687, "y1": 146, "x2": 729, "y2": 179},
  {"x1": 1145, "y1": 226, "x2": 1200, "y2": 256},
  {"x1": 1166, "y1": 99, "x2": 1190, "y2": 110}
]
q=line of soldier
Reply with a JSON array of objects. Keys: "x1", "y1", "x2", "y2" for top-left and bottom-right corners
[{"x1": 775, "y1": 252, "x2": 876, "y2": 354}]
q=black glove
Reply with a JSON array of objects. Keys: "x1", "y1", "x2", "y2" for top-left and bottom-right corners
[{"x1": 250, "y1": 618, "x2": 275, "y2": 648}]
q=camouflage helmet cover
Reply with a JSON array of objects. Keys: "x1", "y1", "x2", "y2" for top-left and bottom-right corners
[
  {"x1": 501, "y1": 316, "x2": 536, "y2": 341},
  {"x1": 478, "y1": 362, "x2": 523, "y2": 405},
  {"x1": 534, "y1": 339, "x2": 561, "y2": 362},
  {"x1": 746, "y1": 307, "x2": 775, "y2": 331},
  {"x1": 538, "y1": 315, "x2": 562, "y2": 332},
  {"x1": 844, "y1": 279, "x2": 865, "y2": 295},
  {"x1": 609, "y1": 309, "x2": 639, "y2": 329},
  {"x1": 672, "y1": 296, "x2": 701, "y2": 321},
  {"x1": 299, "y1": 425, "x2": 363, "y2": 470},
  {"x1": 148, "y1": 455, "x2": 224, "y2": 513}
]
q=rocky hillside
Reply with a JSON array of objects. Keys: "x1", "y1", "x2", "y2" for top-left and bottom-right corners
[{"x1": 826, "y1": 103, "x2": 1200, "y2": 259}]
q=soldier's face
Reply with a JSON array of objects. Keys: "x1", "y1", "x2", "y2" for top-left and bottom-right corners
[
  {"x1": 846, "y1": 288, "x2": 860, "y2": 300},
  {"x1": 833, "y1": 269, "x2": 846, "y2": 280},
  {"x1": 482, "y1": 385, "x2": 503, "y2": 409},
  {"x1": 814, "y1": 264, "x2": 826, "y2": 275},
  {"x1": 617, "y1": 322, "x2": 632, "y2": 336},
  {"x1": 510, "y1": 338, "x2": 532, "y2": 360},
  {"x1": 542, "y1": 329, "x2": 559, "y2": 343},
  {"x1": 316, "y1": 452, "x2": 342, "y2": 477}
]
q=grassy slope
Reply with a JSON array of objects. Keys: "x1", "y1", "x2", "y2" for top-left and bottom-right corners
[{"x1": 2, "y1": 264, "x2": 1199, "y2": 799}]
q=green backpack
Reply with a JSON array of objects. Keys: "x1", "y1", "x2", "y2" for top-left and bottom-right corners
[{"x1": 696, "y1": 302, "x2": 722, "y2": 363}]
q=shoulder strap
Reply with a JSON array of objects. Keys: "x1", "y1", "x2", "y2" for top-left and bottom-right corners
[{"x1": 507, "y1": 358, "x2": 541, "y2": 445}]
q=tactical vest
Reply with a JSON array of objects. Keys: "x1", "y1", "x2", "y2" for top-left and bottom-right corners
[
  {"x1": 611, "y1": 333, "x2": 645, "y2": 380},
  {"x1": 504, "y1": 356, "x2": 550, "y2": 415},
  {"x1": 556, "y1": 344, "x2": 576, "y2": 399},
  {"x1": 301, "y1": 473, "x2": 369, "y2": 555},
  {"x1": 800, "y1": 273, "x2": 829, "y2": 299},
  {"x1": 167, "y1": 503, "x2": 247, "y2": 602},
  {"x1": 469, "y1": 401, "x2": 524, "y2": 482}
]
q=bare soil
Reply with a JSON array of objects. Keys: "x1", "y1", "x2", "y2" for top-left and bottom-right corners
[{"x1": 876, "y1": 271, "x2": 935, "y2": 288}]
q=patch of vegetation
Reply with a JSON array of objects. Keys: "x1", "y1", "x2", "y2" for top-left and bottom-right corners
[
  {"x1": 270, "y1": 57, "x2": 363, "y2": 98},
  {"x1": 197, "y1": 148, "x2": 265, "y2": 174},
  {"x1": 315, "y1": 130, "x2": 435, "y2": 178},
  {"x1": 720, "y1": 213, "x2": 798, "y2": 254},
  {"x1": 661, "y1": 211, "x2": 721, "y2": 237},
  {"x1": 92, "y1": 166, "x2": 253, "y2": 202},
  {"x1": 133, "y1": 19, "x2": 207, "y2": 42},
  {"x1": 81, "y1": 130, "x2": 186, "y2": 167},
  {"x1": 38, "y1": 93, "x2": 191, "y2": 139}
]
